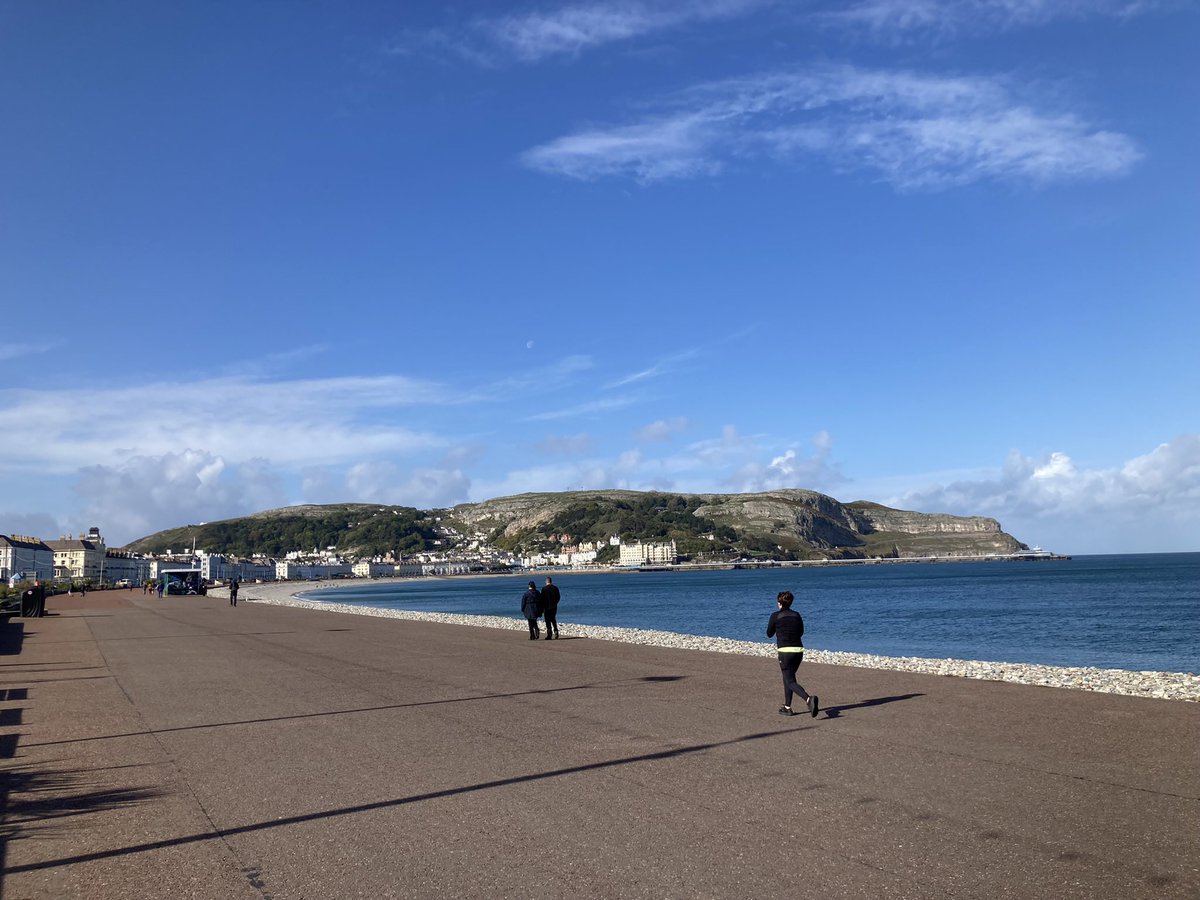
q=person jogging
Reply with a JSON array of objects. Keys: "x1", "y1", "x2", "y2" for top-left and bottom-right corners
[{"x1": 767, "y1": 590, "x2": 819, "y2": 717}]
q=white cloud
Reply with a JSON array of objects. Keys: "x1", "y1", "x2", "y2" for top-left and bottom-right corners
[
  {"x1": 475, "y1": 426, "x2": 846, "y2": 501},
  {"x1": 74, "y1": 451, "x2": 289, "y2": 546},
  {"x1": 471, "y1": 452, "x2": 652, "y2": 499},
  {"x1": 345, "y1": 461, "x2": 471, "y2": 509},
  {"x1": 523, "y1": 394, "x2": 642, "y2": 422},
  {"x1": 0, "y1": 341, "x2": 61, "y2": 363},
  {"x1": 522, "y1": 64, "x2": 1141, "y2": 189},
  {"x1": 635, "y1": 417, "x2": 689, "y2": 442},
  {"x1": 459, "y1": 0, "x2": 766, "y2": 63},
  {"x1": 888, "y1": 435, "x2": 1200, "y2": 552},
  {"x1": 820, "y1": 0, "x2": 1160, "y2": 38},
  {"x1": 605, "y1": 347, "x2": 701, "y2": 389},
  {"x1": 728, "y1": 430, "x2": 845, "y2": 493},
  {"x1": 0, "y1": 375, "x2": 452, "y2": 474}
]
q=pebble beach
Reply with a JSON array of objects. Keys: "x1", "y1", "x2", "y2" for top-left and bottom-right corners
[{"x1": 237, "y1": 580, "x2": 1200, "y2": 703}]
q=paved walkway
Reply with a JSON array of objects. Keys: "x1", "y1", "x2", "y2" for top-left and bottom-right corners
[{"x1": 1, "y1": 591, "x2": 1197, "y2": 899}]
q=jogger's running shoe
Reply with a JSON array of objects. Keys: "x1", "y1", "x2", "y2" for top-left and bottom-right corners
[
  {"x1": 778, "y1": 706, "x2": 795, "y2": 716},
  {"x1": 807, "y1": 695, "x2": 820, "y2": 718}
]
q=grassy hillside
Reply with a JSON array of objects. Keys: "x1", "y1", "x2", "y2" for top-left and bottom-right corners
[{"x1": 125, "y1": 504, "x2": 439, "y2": 557}]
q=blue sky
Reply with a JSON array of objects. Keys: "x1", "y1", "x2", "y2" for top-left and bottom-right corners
[{"x1": 1, "y1": 0, "x2": 1197, "y2": 553}]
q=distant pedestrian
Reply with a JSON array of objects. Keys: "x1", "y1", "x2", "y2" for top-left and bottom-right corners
[
  {"x1": 541, "y1": 576, "x2": 561, "y2": 639},
  {"x1": 767, "y1": 591, "x2": 818, "y2": 718},
  {"x1": 229, "y1": 578, "x2": 239, "y2": 607},
  {"x1": 155, "y1": 580, "x2": 164, "y2": 599},
  {"x1": 143, "y1": 581, "x2": 149, "y2": 594},
  {"x1": 521, "y1": 581, "x2": 542, "y2": 640}
]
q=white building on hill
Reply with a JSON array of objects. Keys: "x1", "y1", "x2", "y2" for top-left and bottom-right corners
[{"x1": 618, "y1": 540, "x2": 677, "y2": 566}]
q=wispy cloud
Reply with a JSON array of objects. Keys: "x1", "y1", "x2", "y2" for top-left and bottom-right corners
[
  {"x1": 392, "y1": 1, "x2": 769, "y2": 65},
  {"x1": 818, "y1": 0, "x2": 1161, "y2": 38},
  {"x1": 605, "y1": 347, "x2": 701, "y2": 389},
  {"x1": 523, "y1": 394, "x2": 642, "y2": 422},
  {"x1": 0, "y1": 341, "x2": 61, "y2": 363},
  {"x1": 522, "y1": 64, "x2": 1142, "y2": 189},
  {"x1": 635, "y1": 417, "x2": 689, "y2": 443}
]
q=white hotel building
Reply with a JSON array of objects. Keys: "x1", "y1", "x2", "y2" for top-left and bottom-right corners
[{"x1": 618, "y1": 540, "x2": 678, "y2": 566}]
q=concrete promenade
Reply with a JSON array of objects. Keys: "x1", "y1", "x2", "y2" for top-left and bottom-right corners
[{"x1": 1, "y1": 591, "x2": 1197, "y2": 899}]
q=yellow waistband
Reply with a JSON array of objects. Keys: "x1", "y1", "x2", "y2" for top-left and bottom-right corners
[{"x1": 777, "y1": 646, "x2": 804, "y2": 653}]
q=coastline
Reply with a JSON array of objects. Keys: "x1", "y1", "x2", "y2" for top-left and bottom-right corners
[{"x1": 234, "y1": 579, "x2": 1200, "y2": 703}]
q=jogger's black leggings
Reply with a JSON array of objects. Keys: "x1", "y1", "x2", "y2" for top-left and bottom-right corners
[{"x1": 778, "y1": 653, "x2": 810, "y2": 707}]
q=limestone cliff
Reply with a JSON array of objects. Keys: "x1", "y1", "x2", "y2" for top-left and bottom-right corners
[{"x1": 450, "y1": 489, "x2": 1026, "y2": 560}]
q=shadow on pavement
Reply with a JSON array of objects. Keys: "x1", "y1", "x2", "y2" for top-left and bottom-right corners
[
  {"x1": 21, "y1": 673, "x2": 691, "y2": 750},
  {"x1": 822, "y1": 693, "x2": 924, "y2": 719},
  {"x1": 5, "y1": 725, "x2": 808, "y2": 875},
  {"x1": 0, "y1": 678, "x2": 164, "y2": 893},
  {"x1": 0, "y1": 622, "x2": 26, "y2": 656}
]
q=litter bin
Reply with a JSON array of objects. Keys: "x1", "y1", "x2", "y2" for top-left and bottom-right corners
[{"x1": 20, "y1": 584, "x2": 45, "y2": 617}]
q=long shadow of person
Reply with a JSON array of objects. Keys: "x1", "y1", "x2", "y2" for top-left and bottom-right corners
[{"x1": 821, "y1": 693, "x2": 924, "y2": 719}]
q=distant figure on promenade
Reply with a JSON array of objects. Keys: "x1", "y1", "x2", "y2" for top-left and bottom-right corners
[
  {"x1": 229, "y1": 578, "x2": 239, "y2": 607},
  {"x1": 155, "y1": 580, "x2": 164, "y2": 599},
  {"x1": 143, "y1": 581, "x2": 149, "y2": 594},
  {"x1": 767, "y1": 591, "x2": 818, "y2": 718},
  {"x1": 521, "y1": 581, "x2": 542, "y2": 640},
  {"x1": 541, "y1": 576, "x2": 561, "y2": 640}
]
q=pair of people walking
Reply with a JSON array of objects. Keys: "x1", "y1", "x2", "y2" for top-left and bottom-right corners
[{"x1": 520, "y1": 577, "x2": 561, "y2": 640}]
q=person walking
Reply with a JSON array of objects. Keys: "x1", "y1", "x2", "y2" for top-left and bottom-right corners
[
  {"x1": 521, "y1": 581, "x2": 542, "y2": 640},
  {"x1": 229, "y1": 578, "x2": 239, "y2": 607},
  {"x1": 541, "y1": 576, "x2": 561, "y2": 639},
  {"x1": 155, "y1": 580, "x2": 164, "y2": 599},
  {"x1": 767, "y1": 590, "x2": 819, "y2": 717}
]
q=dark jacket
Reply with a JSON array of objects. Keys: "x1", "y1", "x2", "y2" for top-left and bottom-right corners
[
  {"x1": 521, "y1": 587, "x2": 541, "y2": 619},
  {"x1": 767, "y1": 608, "x2": 804, "y2": 650},
  {"x1": 540, "y1": 583, "x2": 560, "y2": 612}
]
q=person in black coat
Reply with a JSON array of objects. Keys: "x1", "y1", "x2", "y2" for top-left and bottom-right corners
[
  {"x1": 521, "y1": 581, "x2": 542, "y2": 640},
  {"x1": 229, "y1": 578, "x2": 240, "y2": 607},
  {"x1": 541, "y1": 576, "x2": 561, "y2": 639},
  {"x1": 767, "y1": 590, "x2": 819, "y2": 717}
]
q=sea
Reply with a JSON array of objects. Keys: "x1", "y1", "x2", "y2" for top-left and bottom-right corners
[{"x1": 300, "y1": 553, "x2": 1200, "y2": 674}]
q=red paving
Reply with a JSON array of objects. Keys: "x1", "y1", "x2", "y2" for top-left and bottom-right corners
[{"x1": 2, "y1": 592, "x2": 1198, "y2": 898}]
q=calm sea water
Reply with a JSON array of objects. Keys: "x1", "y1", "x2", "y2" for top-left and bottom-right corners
[{"x1": 301, "y1": 553, "x2": 1200, "y2": 674}]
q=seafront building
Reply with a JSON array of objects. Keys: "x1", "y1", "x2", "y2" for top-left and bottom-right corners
[
  {"x1": 101, "y1": 550, "x2": 152, "y2": 585},
  {"x1": 352, "y1": 561, "x2": 395, "y2": 578},
  {"x1": 46, "y1": 528, "x2": 107, "y2": 581},
  {"x1": 0, "y1": 534, "x2": 56, "y2": 584},
  {"x1": 276, "y1": 561, "x2": 353, "y2": 581},
  {"x1": 618, "y1": 539, "x2": 678, "y2": 566}
]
